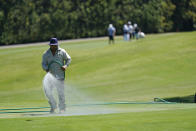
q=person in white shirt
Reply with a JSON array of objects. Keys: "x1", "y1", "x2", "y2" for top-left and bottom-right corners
[
  {"x1": 127, "y1": 21, "x2": 133, "y2": 40},
  {"x1": 123, "y1": 24, "x2": 129, "y2": 41}
]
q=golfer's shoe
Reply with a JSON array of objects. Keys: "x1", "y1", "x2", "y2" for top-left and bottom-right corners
[
  {"x1": 59, "y1": 109, "x2": 65, "y2": 114},
  {"x1": 50, "y1": 108, "x2": 57, "y2": 114}
]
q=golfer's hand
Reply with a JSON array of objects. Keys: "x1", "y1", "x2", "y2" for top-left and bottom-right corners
[{"x1": 61, "y1": 65, "x2": 68, "y2": 71}]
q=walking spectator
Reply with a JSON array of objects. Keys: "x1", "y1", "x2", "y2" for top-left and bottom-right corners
[{"x1": 107, "y1": 24, "x2": 116, "y2": 44}]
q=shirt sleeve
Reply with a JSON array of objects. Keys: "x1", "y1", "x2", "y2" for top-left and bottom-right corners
[
  {"x1": 63, "y1": 50, "x2": 71, "y2": 66},
  {"x1": 42, "y1": 53, "x2": 49, "y2": 71}
]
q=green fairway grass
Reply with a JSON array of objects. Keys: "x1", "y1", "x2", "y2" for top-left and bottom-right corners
[
  {"x1": 0, "y1": 107, "x2": 196, "y2": 131},
  {"x1": 0, "y1": 32, "x2": 196, "y2": 130}
]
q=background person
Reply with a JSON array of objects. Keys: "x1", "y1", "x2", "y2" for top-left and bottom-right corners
[
  {"x1": 107, "y1": 24, "x2": 116, "y2": 44},
  {"x1": 127, "y1": 21, "x2": 133, "y2": 40},
  {"x1": 138, "y1": 30, "x2": 145, "y2": 38},
  {"x1": 123, "y1": 24, "x2": 129, "y2": 41},
  {"x1": 134, "y1": 24, "x2": 139, "y2": 40},
  {"x1": 42, "y1": 38, "x2": 71, "y2": 113}
]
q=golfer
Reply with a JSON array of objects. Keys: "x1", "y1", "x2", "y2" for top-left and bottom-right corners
[{"x1": 42, "y1": 38, "x2": 71, "y2": 113}]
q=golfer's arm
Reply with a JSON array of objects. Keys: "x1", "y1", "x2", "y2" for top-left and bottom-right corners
[
  {"x1": 42, "y1": 55, "x2": 49, "y2": 72},
  {"x1": 63, "y1": 51, "x2": 71, "y2": 67}
]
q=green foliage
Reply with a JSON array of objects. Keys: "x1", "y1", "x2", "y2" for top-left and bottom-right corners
[
  {"x1": 171, "y1": 0, "x2": 196, "y2": 31},
  {"x1": 160, "y1": 0, "x2": 176, "y2": 32},
  {"x1": 0, "y1": 0, "x2": 195, "y2": 45},
  {"x1": 140, "y1": 0, "x2": 163, "y2": 33}
]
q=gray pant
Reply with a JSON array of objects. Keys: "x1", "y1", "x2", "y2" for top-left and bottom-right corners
[{"x1": 43, "y1": 75, "x2": 65, "y2": 110}]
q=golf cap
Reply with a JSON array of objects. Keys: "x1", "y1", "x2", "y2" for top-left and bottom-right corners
[{"x1": 49, "y1": 38, "x2": 58, "y2": 45}]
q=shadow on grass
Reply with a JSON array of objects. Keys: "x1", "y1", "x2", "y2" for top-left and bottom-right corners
[{"x1": 163, "y1": 94, "x2": 196, "y2": 103}]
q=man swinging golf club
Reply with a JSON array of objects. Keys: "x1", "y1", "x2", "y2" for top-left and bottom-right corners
[{"x1": 42, "y1": 38, "x2": 71, "y2": 113}]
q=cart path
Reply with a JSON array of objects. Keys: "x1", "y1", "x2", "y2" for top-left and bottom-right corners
[{"x1": 0, "y1": 36, "x2": 108, "y2": 49}]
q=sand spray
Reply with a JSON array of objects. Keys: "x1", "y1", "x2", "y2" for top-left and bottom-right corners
[{"x1": 42, "y1": 72, "x2": 118, "y2": 115}]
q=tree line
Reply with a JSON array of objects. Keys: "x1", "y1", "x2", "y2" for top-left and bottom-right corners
[{"x1": 0, "y1": 0, "x2": 195, "y2": 45}]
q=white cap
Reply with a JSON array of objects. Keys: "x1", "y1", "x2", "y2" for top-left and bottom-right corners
[{"x1": 124, "y1": 24, "x2": 128, "y2": 28}]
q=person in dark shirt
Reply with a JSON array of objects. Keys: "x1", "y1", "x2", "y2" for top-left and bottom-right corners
[{"x1": 134, "y1": 24, "x2": 139, "y2": 40}]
